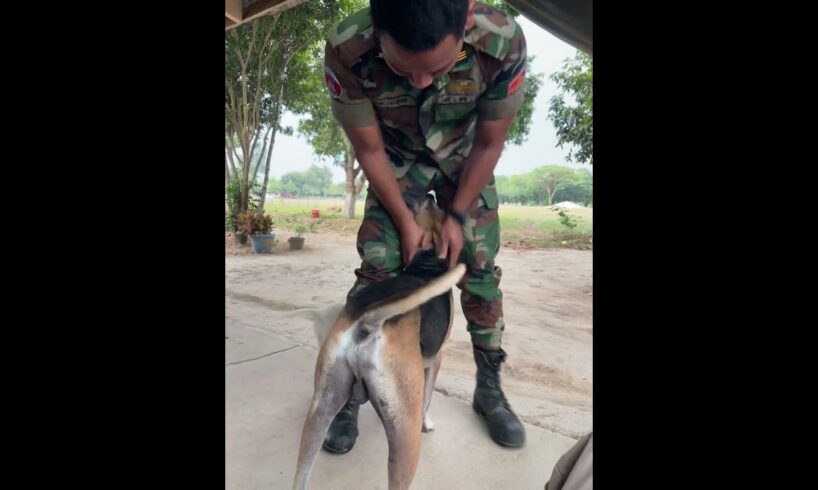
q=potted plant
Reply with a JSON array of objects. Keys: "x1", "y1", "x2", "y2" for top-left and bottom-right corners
[
  {"x1": 239, "y1": 211, "x2": 276, "y2": 253},
  {"x1": 288, "y1": 224, "x2": 306, "y2": 250}
]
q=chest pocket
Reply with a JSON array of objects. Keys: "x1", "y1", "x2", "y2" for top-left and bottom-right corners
[
  {"x1": 374, "y1": 95, "x2": 418, "y2": 130},
  {"x1": 435, "y1": 97, "x2": 477, "y2": 123},
  {"x1": 434, "y1": 68, "x2": 481, "y2": 124}
]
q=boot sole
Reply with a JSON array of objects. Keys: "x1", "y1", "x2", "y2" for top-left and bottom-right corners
[
  {"x1": 473, "y1": 404, "x2": 525, "y2": 448},
  {"x1": 322, "y1": 442, "x2": 354, "y2": 455}
]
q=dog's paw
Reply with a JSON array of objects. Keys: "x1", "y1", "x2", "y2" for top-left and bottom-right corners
[{"x1": 422, "y1": 414, "x2": 435, "y2": 432}]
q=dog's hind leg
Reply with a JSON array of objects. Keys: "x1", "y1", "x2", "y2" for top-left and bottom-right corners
[
  {"x1": 293, "y1": 353, "x2": 354, "y2": 490},
  {"x1": 364, "y1": 320, "x2": 425, "y2": 490}
]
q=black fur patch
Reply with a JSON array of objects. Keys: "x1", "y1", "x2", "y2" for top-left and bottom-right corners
[
  {"x1": 418, "y1": 293, "x2": 451, "y2": 358},
  {"x1": 345, "y1": 274, "x2": 426, "y2": 320},
  {"x1": 345, "y1": 249, "x2": 455, "y2": 350},
  {"x1": 403, "y1": 249, "x2": 450, "y2": 280}
]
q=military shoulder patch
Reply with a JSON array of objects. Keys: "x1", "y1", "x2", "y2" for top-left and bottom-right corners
[
  {"x1": 508, "y1": 68, "x2": 525, "y2": 96},
  {"x1": 325, "y1": 67, "x2": 344, "y2": 99}
]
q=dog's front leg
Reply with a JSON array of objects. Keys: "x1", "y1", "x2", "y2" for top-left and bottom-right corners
[{"x1": 422, "y1": 353, "x2": 443, "y2": 432}]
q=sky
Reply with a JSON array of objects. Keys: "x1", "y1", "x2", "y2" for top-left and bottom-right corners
[{"x1": 267, "y1": 16, "x2": 589, "y2": 183}]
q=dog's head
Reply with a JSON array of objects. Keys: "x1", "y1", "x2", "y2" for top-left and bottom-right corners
[{"x1": 414, "y1": 193, "x2": 447, "y2": 252}]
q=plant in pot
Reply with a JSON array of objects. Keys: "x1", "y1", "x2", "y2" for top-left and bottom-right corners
[
  {"x1": 239, "y1": 211, "x2": 276, "y2": 253},
  {"x1": 288, "y1": 224, "x2": 307, "y2": 250},
  {"x1": 227, "y1": 179, "x2": 263, "y2": 245}
]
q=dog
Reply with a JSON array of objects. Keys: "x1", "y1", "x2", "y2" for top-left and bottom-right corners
[{"x1": 293, "y1": 196, "x2": 466, "y2": 490}]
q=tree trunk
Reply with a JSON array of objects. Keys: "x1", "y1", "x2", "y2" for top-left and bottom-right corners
[
  {"x1": 225, "y1": 154, "x2": 230, "y2": 190},
  {"x1": 235, "y1": 24, "x2": 259, "y2": 215},
  {"x1": 226, "y1": 18, "x2": 295, "y2": 217},
  {"x1": 343, "y1": 148, "x2": 357, "y2": 219},
  {"x1": 354, "y1": 171, "x2": 367, "y2": 196},
  {"x1": 546, "y1": 186, "x2": 556, "y2": 206},
  {"x1": 225, "y1": 136, "x2": 238, "y2": 178},
  {"x1": 253, "y1": 125, "x2": 273, "y2": 182},
  {"x1": 257, "y1": 59, "x2": 289, "y2": 214}
]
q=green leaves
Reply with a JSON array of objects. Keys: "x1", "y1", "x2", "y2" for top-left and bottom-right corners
[{"x1": 547, "y1": 52, "x2": 592, "y2": 164}]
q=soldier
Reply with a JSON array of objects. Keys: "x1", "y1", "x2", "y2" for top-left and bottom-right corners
[{"x1": 322, "y1": 0, "x2": 528, "y2": 452}]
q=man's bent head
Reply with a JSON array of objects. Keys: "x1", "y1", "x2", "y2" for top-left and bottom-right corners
[{"x1": 371, "y1": 0, "x2": 476, "y2": 89}]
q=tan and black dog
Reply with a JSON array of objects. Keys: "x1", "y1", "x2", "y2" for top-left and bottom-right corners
[{"x1": 293, "y1": 197, "x2": 465, "y2": 490}]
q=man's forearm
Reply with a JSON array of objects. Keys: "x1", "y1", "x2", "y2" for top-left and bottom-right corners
[
  {"x1": 451, "y1": 140, "x2": 503, "y2": 214},
  {"x1": 357, "y1": 149, "x2": 415, "y2": 228},
  {"x1": 451, "y1": 116, "x2": 515, "y2": 214},
  {"x1": 343, "y1": 124, "x2": 414, "y2": 230}
]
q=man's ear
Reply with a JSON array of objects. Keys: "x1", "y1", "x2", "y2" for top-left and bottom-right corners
[{"x1": 465, "y1": 0, "x2": 476, "y2": 30}]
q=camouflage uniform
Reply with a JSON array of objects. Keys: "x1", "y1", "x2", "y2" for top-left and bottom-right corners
[{"x1": 324, "y1": 3, "x2": 527, "y2": 349}]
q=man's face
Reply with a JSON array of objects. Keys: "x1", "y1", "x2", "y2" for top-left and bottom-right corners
[{"x1": 379, "y1": 32, "x2": 464, "y2": 89}]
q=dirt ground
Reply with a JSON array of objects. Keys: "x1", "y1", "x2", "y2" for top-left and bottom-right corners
[{"x1": 226, "y1": 231, "x2": 592, "y2": 439}]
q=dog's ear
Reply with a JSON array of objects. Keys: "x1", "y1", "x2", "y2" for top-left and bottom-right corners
[
  {"x1": 359, "y1": 264, "x2": 466, "y2": 326},
  {"x1": 418, "y1": 193, "x2": 436, "y2": 212},
  {"x1": 415, "y1": 191, "x2": 438, "y2": 214},
  {"x1": 311, "y1": 303, "x2": 345, "y2": 347},
  {"x1": 411, "y1": 193, "x2": 436, "y2": 216}
]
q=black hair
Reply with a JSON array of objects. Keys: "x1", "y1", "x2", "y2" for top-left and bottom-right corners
[{"x1": 370, "y1": 0, "x2": 469, "y2": 51}]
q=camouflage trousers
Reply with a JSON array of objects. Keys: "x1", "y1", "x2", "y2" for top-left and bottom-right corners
[{"x1": 348, "y1": 162, "x2": 505, "y2": 349}]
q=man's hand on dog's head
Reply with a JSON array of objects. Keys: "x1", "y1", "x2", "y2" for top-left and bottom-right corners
[
  {"x1": 438, "y1": 216, "x2": 464, "y2": 269},
  {"x1": 398, "y1": 219, "x2": 433, "y2": 267}
]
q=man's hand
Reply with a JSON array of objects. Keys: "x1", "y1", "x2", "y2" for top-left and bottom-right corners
[
  {"x1": 398, "y1": 219, "x2": 427, "y2": 267},
  {"x1": 437, "y1": 217, "x2": 464, "y2": 268},
  {"x1": 440, "y1": 116, "x2": 515, "y2": 268},
  {"x1": 342, "y1": 123, "x2": 432, "y2": 268}
]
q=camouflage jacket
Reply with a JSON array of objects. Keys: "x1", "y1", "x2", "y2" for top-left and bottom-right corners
[{"x1": 324, "y1": 2, "x2": 527, "y2": 185}]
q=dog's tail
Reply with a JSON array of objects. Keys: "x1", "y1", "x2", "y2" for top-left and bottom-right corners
[
  {"x1": 303, "y1": 260, "x2": 465, "y2": 348},
  {"x1": 358, "y1": 264, "x2": 466, "y2": 328}
]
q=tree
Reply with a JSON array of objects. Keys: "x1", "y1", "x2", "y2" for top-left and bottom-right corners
[
  {"x1": 294, "y1": 0, "x2": 368, "y2": 218},
  {"x1": 225, "y1": 16, "x2": 285, "y2": 219},
  {"x1": 533, "y1": 165, "x2": 575, "y2": 205},
  {"x1": 327, "y1": 182, "x2": 346, "y2": 198},
  {"x1": 495, "y1": 175, "x2": 510, "y2": 202},
  {"x1": 477, "y1": 0, "x2": 544, "y2": 146},
  {"x1": 225, "y1": 1, "x2": 344, "y2": 227},
  {"x1": 506, "y1": 58, "x2": 543, "y2": 146},
  {"x1": 497, "y1": 174, "x2": 532, "y2": 204},
  {"x1": 553, "y1": 168, "x2": 592, "y2": 206},
  {"x1": 279, "y1": 165, "x2": 334, "y2": 197},
  {"x1": 547, "y1": 52, "x2": 593, "y2": 164},
  {"x1": 496, "y1": 172, "x2": 545, "y2": 205},
  {"x1": 294, "y1": 51, "x2": 367, "y2": 217},
  {"x1": 302, "y1": 165, "x2": 333, "y2": 196},
  {"x1": 267, "y1": 177, "x2": 280, "y2": 194},
  {"x1": 497, "y1": 166, "x2": 592, "y2": 206}
]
